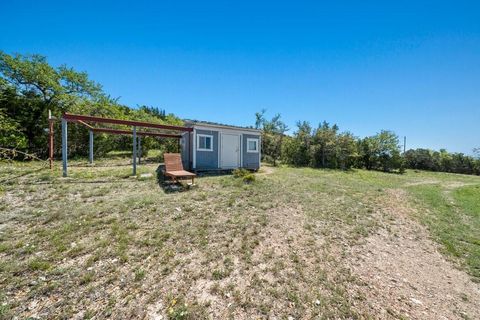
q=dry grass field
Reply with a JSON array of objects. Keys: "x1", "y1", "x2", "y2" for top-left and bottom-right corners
[{"x1": 1, "y1": 156, "x2": 479, "y2": 319}]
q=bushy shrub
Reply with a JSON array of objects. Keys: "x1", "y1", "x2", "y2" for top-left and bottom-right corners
[
  {"x1": 232, "y1": 168, "x2": 255, "y2": 184},
  {"x1": 232, "y1": 168, "x2": 250, "y2": 178},
  {"x1": 242, "y1": 173, "x2": 256, "y2": 184}
]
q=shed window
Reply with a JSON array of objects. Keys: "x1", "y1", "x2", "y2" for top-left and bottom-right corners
[
  {"x1": 197, "y1": 134, "x2": 213, "y2": 151},
  {"x1": 247, "y1": 138, "x2": 259, "y2": 153}
]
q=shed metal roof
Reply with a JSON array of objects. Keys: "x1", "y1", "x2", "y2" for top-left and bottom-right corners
[{"x1": 184, "y1": 119, "x2": 261, "y2": 133}]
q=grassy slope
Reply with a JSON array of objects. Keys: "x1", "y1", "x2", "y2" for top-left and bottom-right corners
[
  {"x1": 409, "y1": 184, "x2": 480, "y2": 279},
  {"x1": 0, "y1": 158, "x2": 479, "y2": 318}
]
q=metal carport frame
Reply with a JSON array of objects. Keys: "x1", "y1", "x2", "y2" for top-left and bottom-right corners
[{"x1": 57, "y1": 113, "x2": 193, "y2": 177}]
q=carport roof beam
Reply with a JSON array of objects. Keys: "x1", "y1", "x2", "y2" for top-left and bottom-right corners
[
  {"x1": 63, "y1": 113, "x2": 193, "y2": 132},
  {"x1": 91, "y1": 127, "x2": 182, "y2": 138}
]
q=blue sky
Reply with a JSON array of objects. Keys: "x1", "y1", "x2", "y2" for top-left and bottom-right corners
[{"x1": 1, "y1": 1, "x2": 479, "y2": 153}]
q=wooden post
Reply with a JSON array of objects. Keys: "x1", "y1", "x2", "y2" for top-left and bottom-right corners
[
  {"x1": 62, "y1": 118, "x2": 68, "y2": 177},
  {"x1": 132, "y1": 126, "x2": 137, "y2": 176}
]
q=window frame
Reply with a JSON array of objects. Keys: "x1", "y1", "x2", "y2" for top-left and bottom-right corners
[
  {"x1": 246, "y1": 138, "x2": 259, "y2": 153},
  {"x1": 196, "y1": 134, "x2": 214, "y2": 152}
]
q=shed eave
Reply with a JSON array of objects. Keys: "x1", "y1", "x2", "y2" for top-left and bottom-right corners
[{"x1": 185, "y1": 121, "x2": 261, "y2": 133}]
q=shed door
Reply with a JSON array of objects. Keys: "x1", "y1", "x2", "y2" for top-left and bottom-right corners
[{"x1": 221, "y1": 134, "x2": 240, "y2": 168}]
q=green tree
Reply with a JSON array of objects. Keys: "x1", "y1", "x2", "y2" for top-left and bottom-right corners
[
  {"x1": 0, "y1": 51, "x2": 103, "y2": 155},
  {"x1": 0, "y1": 108, "x2": 27, "y2": 149},
  {"x1": 375, "y1": 130, "x2": 401, "y2": 172},
  {"x1": 255, "y1": 110, "x2": 288, "y2": 166},
  {"x1": 0, "y1": 52, "x2": 102, "y2": 107},
  {"x1": 311, "y1": 121, "x2": 339, "y2": 168},
  {"x1": 0, "y1": 51, "x2": 184, "y2": 159},
  {"x1": 359, "y1": 136, "x2": 378, "y2": 170},
  {"x1": 474, "y1": 148, "x2": 480, "y2": 158},
  {"x1": 404, "y1": 148, "x2": 437, "y2": 171},
  {"x1": 281, "y1": 121, "x2": 312, "y2": 166},
  {"x1": 334, "y1": 132, "x2": 358, "y2": 170},
  {"x1": 404, "y1": 147, "x2": 479, "y2": 175},
  {"x1": 360, "y1": 130, "x2": 402, "y2": 172}
]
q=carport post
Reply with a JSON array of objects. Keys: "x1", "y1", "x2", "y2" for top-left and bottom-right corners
[
  {"x1": 89, "y1": 130, "x2": 94, "y2": 164},
  {"x1": 62, "y1": 118, "x2": 68, "y2": 177},
  {"x1": 48, "y1": 110, "x2": 54, "y2": 169},
  {"x1": 138, "y1": 136, "x2": 141, "y2": 164},
  {"x1": 189, "y1": 132, "x2": 192, "y2": 170},
  {"x1": 132, "y1": 126, "x2": 137, "y2": 176}
]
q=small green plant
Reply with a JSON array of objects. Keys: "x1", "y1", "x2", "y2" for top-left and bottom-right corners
[
  {"x1": 79, "y1": 271, "x2": 95, "y2": 285},
  {"x1": 243, "y1": 173, "x2": 256, "y2": 184},
  {"x1": 0, "y1": 292, "x2": 10, "y2": 317},
  {"x1": 212, "y1": 268, "x2": 229, "y2": 280},
  {"x1": 0, "y1": 243, "x2": 10, "y2": 253},
  {"x1": 232, "y1": 168, "x2": 255, "y2": 183},
  {"x1": 134, "y1": 268, "x2": 146, "y2": 282},
  {"x1": 232, "y1": 168, "x2": 249, "y2": 178},
  {"x1": 167, "y1": 298, "x2": 189, "y2": 320},
  {"x1": 28, "y1": 258, "x2": 51, "y2": 271},
  {"x1": 0, "y1": 303, "x2": 10, "y2": 318}
]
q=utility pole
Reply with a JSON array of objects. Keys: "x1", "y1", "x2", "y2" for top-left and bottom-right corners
[{"x1": 403, "y1": 136, "x2": 407, "y2": 154}]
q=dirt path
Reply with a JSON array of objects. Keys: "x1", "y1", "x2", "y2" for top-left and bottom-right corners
[
  {"x1": 348, "y1": 189, "x2": 480, "y2": 319},
  {"x1": 257, "y1": 165, "x2": 275, "y2": 175}
]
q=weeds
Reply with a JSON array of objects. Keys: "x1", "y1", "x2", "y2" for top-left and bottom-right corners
[
  {"x1": 1, "y1": 158, "x2": 479, "y2": 318},
  {"x1": 134, "y1": 268, "x2": 146, "y2": 282},
  {"x1": 28, "y1": 258, "x2": 52, "y2": 271},
  {"x1": 232, "y1": 168, "x2": 256, "y2": 183}
]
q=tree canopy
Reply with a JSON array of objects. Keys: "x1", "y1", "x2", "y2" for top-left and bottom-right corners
[
  {"x1": 0, "y1": 51, "x2": 182, "y2": 158},
  {"x1": 279, "y1": 119, "x2": 403, "y2": 172},
  {"x1": 255, "y1": 109, "x2": 288, "y2": 166},
  {"x1": 260, "y1": 111, "x2": 477, "y2": 175}
]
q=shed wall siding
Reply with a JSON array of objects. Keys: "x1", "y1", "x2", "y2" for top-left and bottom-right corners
[
  {"x1": 242, "y1": 134, "x2": 261, "y2": 169},
  {"x1": 195, "y1": 129, "x2": 219, "y2": 169},
  {"x1": 181, "y1": 132, "x2": 191, "y2": 169}
]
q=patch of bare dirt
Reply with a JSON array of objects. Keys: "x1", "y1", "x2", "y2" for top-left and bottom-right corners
[
  {"x1": 404, "y1": 179, "x2": 440, "y2": 187},
  {"x1": 444, "y1": 181, "x2": 476, "y2": 189},
  {"x1": 348, "y1": 189, "x2": 480, "y2": 319},
  {"x1": 257, "y1": 166, "x2": 275, "y2": 175},
  {"x1": 405, "y1": 179, "x2": 475, "y2": 190},
  {"x1": 141, "y1": 203, "x2": 345, "y2": 319}
]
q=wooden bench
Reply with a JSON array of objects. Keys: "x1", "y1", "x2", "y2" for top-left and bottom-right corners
[{"x1": 163, "y1": 153, "x2": 196, "y2": 185}]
